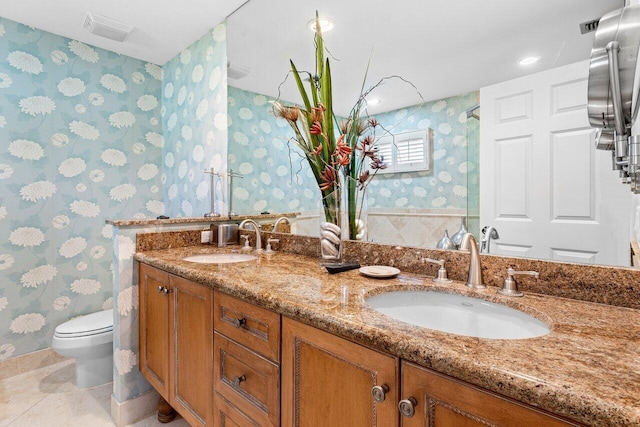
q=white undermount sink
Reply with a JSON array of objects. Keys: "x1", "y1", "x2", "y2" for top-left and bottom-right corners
[
  {"x1": 366, "y1": 290, "x2": 550, "y2": 339},
  {"x1": 182, "y1": 253, "x2": 257, "y2": 264}
]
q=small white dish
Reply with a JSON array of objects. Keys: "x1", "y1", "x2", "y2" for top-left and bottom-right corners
[{"x1": 359, "y1": 265, "x2": 400, "y2": 279}]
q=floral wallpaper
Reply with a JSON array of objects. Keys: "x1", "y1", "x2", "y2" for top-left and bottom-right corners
[
  {"x1": 161, "y1": 23, "x2": 228, "y2": 217},
  {"x1": 0, "y1": 17, "x2": 162, "y2": 362},
  {"x1": 227, "y1": 86, "x2": 320, "y2": 215},
  {"x1": 369, "y1": 92, "x2": 479, "y2": 209},
  {"x1": 227, "y1": 86, "x2": 478, "y2": 215}
]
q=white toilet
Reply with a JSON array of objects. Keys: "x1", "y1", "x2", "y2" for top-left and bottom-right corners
[{"x1": 52, "y1": 308, "x2": 114, "y2": 389}]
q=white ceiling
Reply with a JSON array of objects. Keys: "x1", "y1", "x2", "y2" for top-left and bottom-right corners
[
  {"x1": 0, "y1": 0, "x2": 624, "y2": 114},
  {"x1": 227, "y1": 0, "x2": 624, "y2": 115},
  {"x1": 0, "y1": 0, "x2": 247, "y2": 65}
]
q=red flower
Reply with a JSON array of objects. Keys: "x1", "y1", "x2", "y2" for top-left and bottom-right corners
[
  {"x1": 319, "y1": 166, "x2": 336, "y2": 191},
  {"x1": 334, "y1": 134, "x2": 352, "y2": 156},
  {"x1": 310, "y1": 121, "x2": 323, "y2": 135}
]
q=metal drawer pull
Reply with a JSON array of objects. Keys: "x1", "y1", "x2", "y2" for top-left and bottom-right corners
[
  {"x1": 233, "y1": 375, "x2": 246, "y2": 387},
  {"x1": 371, "y1": 384, "x2": 390, "y2": 402},
  {"x1": 232, "y1": 317, "x2": 246, "y2": 328},
  {"x1": 399, "y1": 397, "x2": 418, "y2": 418}
]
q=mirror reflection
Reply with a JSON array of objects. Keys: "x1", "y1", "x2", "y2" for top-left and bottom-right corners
[{"x1": 225, "y1": 0, "x2": 635, "y2": 268}]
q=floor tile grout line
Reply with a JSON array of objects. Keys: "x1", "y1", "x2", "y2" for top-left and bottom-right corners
[{"x1": 2, "y1": 360, "x2": 76, "y2": 427}]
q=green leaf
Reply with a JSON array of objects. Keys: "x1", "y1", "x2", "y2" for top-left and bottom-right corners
[
  {"x1": 314, "y1": 11, "x2": 324, "y2": 80},
  {"x1": 322, "y1": 58, "x2": 335, "y2": 154},
  {"x1": 290, "y1": 60, "x2": 312, "y2": 112}
]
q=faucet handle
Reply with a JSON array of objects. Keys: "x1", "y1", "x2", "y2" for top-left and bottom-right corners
[
  {"x1": 422, "y1": 258, "x2": 453, "y2": 284},
  {"x1": 498, "y1": 268, "x2": 539, "y2": 297},
  {"x1": 240, "y1": 235, "x2": 252, "y2": 252},
  {"x1": 265, "y1": 238, "x2": 279, "y2": 254}
]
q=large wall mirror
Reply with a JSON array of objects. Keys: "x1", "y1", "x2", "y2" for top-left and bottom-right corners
[{"x1": 225, "y1": 0, "x2": 635, "y2": 268}]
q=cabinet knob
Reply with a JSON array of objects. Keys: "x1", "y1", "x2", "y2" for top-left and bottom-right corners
[
  {"x1": 157, "y1": 285, "x2": 164, "y2": 293},
  {"x1": 371, "y1": 384, "x2": 390, "y2": 402},
  {"x1": 398, "y1": 397, "x2": 418, "y2": 418},
  {"x1": 161, "y1": 287, "x2": 173, "y2": 295},
  {"x1": 232, "y1": 317, "x2": 246, "y2": 328},
  {"x1": 233, "y1": 375, "x2": 246, "y2": 387}
]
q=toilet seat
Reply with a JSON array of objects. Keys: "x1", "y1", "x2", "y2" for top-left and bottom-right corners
[{"x1": 54, "y1": 308, "x2": 113, "y2": 338}]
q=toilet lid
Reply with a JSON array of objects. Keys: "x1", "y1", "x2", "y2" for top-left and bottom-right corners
[{"x1": 54, "y1": 308, "x2": 113, "y2": 338}]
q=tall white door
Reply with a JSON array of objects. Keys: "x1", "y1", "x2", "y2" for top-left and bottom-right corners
[{"x1": 480, "y1": 60, "x2": 632, "y2": 266}]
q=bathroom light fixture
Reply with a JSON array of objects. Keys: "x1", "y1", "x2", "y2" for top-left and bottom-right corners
[
  {"x1": 367, "y1": 98, "x2": 380, "y2": 106},
  {"x1": 308, "y1": 17, "x2": 334, "y2": 33},
  {"x1": 518, "y1": 56, "x2": 539, "y2": 66},
  {"x1": 83, "y1": 12, "x2": 133, "y2": 42}
]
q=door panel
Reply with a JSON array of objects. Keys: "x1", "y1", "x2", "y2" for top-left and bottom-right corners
[{"x1": 480, "y1": 60, "x2": 631, "y2": 265}]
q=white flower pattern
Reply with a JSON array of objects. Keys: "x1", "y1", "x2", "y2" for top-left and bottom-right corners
[
  {"x1": 10, "y1": 313, "x2": 45, "y2": 334},
  {"x1": 69, "y1": 40, "x2": 99, "y2": 63},
  {"x1": 109, "y1": 111, "x2": 136, "y2": 128},
  {"x1": 100, "y1": 73, "x2": 127, "y2": 93},
  {"x1": 9, "y1": 140, "x2": 44, "y2": 160},
  {"x1": 70, "y1": 279, "x2": 101, "y2": 295},
  {"x1": 9, "y1": 227, "x2": 45, "y2": 247},
  {"x1": 21, "y1": 265, "x2": 57, "y2": 288},
  {"x1": 69, "y1": 120, "x2": 100, "y2": 140},
  {"x1": 59, "y1": 237, "x2": 87, "y2": 258},
  {"x1": 7, "y1": 51, "x2": 43, "y2": 74},
  {"x1": 70, "y1": 200, "x2": 100, "y2": 217},
  {"x1": 20, "y1": 181, "x2": 57, "y2": 202},
  {"x1": 19, "y1": 96, "x2": 55, "y2": 116},
  {"x1": 115, "y1": 349, "x2": 137, "y2": 375}
]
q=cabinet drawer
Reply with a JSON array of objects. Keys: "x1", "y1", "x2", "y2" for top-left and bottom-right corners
[
  {"x1": 214, "y1": 291, "x2": 280, "y2": 361},
  {"x1": 213, "y1": 392, "x2": 261, "y2": 427},
  {"x1": 214, "y1": 332, "x2": 280, "y2": 427}
]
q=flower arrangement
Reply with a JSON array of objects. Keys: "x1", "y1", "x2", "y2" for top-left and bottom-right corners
[{"x1": 273, "y1": 13, "x2": 387, "y2": 258}]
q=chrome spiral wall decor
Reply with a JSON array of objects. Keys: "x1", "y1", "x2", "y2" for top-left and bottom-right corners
[{"x1": 588, "y1": 4, "x2": 640, "y2": 193}]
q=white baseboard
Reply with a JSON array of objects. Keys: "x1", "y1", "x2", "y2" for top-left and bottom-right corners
[{"x1": 111, "y1": 389, "x2": 159, "y2": 426}]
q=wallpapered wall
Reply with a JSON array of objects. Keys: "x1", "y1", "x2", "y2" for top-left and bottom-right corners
[
  {"x1": 161, "y1": 24, "x2": 228, "y2": 217},
  {"x1": 227, "y1": 86, "x2": 321, "y2": 215},
  {"x1": 0, "y1": 17, "x2": 163, "y2": 361},
  {"x1": 227, "y1": 85, "x2": 478, "y2": 215},
  {"x1": 111, "y1": 22, "x2": 228, "y2": 404}
]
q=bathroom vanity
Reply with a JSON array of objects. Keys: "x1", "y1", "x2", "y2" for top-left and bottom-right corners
[{"x1": 135, "y1": 243, "x2": 640, "y2": 426}]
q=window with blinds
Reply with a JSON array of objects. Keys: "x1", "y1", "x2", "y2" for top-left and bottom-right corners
[{"x1": 375, "y1": 129, "x2": 431, "y2": 174}]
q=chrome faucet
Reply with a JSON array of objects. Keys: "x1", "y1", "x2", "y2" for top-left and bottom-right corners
[
  {"x1": 480, "y1": 226, "x2": 499, "y2": 253},
  {"x1": 238, "y1": 219, "x2": 262, "y2": 252},
  {"x1": 272, "y1": 216, "x2": 290, "y2": 232},
  {"x1": 459, "y1": 233, "x2": 485, "y2": 289}
]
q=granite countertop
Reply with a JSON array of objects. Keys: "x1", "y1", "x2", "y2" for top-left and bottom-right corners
[
  {"x1": 107, "y1": 211, "x2": 299, "y2": 227},
  {"x1": 134, "y1": 245, "x2": 640, "y2": 426}
]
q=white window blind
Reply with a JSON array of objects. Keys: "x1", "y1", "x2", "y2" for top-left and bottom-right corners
[{"x1": 376, "y1": 129, "x2": 431, "y2": 174}]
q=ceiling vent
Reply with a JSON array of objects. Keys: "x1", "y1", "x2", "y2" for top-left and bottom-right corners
[
  {"x1": 83, "y1": 13, "x2": 133, "y2": 42},
  {"x1": 228, "y1": 62, "x2": 251, "y2": 80}
]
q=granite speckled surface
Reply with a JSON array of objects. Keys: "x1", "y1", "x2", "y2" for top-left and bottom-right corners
[
  {"x1": 107, "y1": 212, "x2": 299, "y2": 227},
  {"x1": 135, "y1": 244, "x2": 640, "y2": 426}
]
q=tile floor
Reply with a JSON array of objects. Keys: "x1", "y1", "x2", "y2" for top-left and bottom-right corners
[{"x1": 0, "y1": 359, "x2": 190, "y2": 427}]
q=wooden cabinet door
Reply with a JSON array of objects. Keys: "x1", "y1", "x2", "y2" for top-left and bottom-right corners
[
  {"x1": 282, "y1": 317, "x2": 399, "y2": 427},
  {"x1": 169, "y1": 275, "x2": 214, "y2": 427},
  {"x1": 138, "y1": 263, "x2": 170, "y2": 400},
  {"x1": 400, "y1": 361, "x2": 581, "y2": 427}
]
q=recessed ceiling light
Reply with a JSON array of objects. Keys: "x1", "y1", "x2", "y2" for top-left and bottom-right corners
[
  {"x1": 518, "y1": 56, "x2": 539, "y2": 66},
  {"x1": 367, "y1": 98, "x2": 380, "y2": 106},
  {"x1": 308, "y1": 17, "x2": 334, "y2": 33}
]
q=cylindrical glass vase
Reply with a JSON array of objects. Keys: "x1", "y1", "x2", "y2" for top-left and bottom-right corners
[{"x1": 319, "y1": 188, "x2": 343, "y2": 262}]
